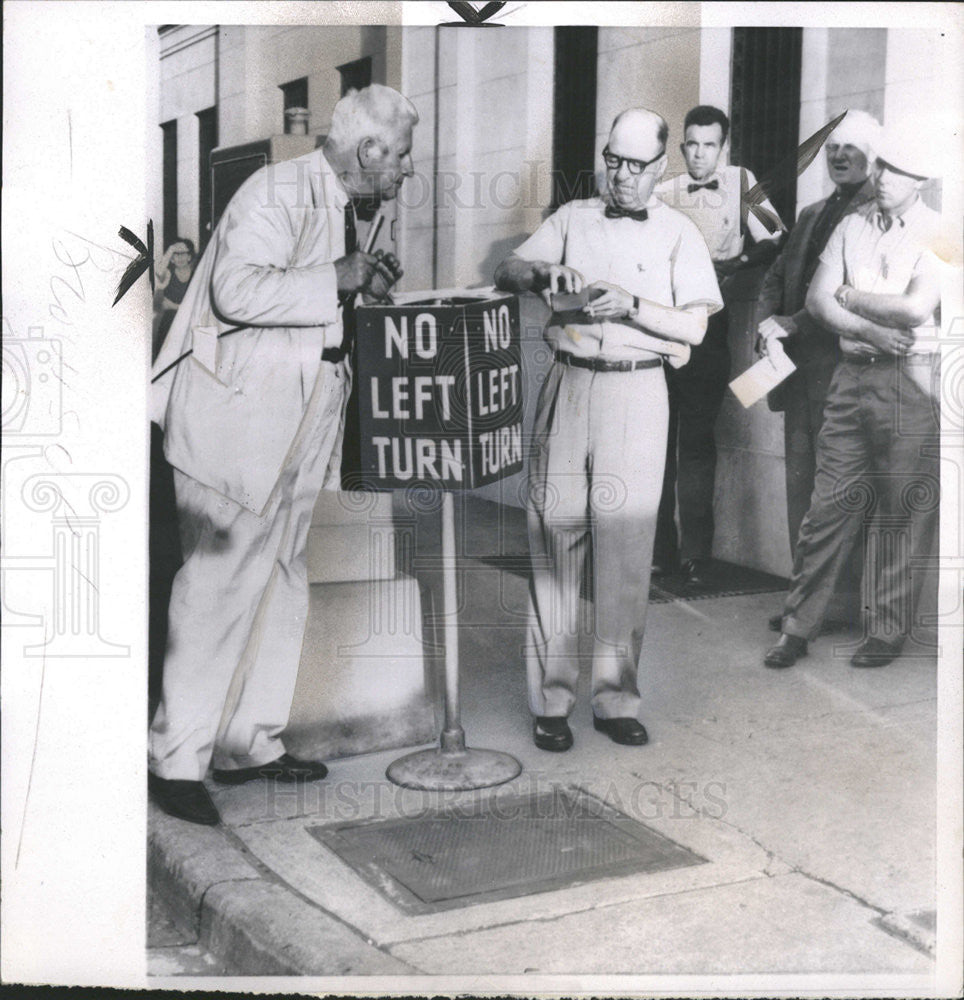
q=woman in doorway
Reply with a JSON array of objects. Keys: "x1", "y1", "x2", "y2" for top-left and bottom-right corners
[{"x1": 153, "y1": 238, "x2": 196, "y2": 359}]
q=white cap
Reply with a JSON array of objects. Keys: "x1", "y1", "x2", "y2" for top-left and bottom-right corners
[{"x1": 875, "y1": 122, "x2": 934, "y2": 180}]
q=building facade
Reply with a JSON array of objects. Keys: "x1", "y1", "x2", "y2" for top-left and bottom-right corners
[{"x1": 151, "y1": 23, "x2": 947, "y2": 576}]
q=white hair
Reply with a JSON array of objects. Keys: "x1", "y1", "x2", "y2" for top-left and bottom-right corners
[
  {"x1": 326, "y1": 84, "x2": 418, "y2": 152},
  {"x1": 830, "y1": 109, "x2": 882, "y2": 159}
]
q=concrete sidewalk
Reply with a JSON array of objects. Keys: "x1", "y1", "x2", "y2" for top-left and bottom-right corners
[{"x1": 148, "y1": 542, "x2": 938, "y2": 984}]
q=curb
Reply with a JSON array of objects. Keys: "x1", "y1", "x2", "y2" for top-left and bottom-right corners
[{"x1": 148, "y1": 802, "x2": 418, "y2": 976}]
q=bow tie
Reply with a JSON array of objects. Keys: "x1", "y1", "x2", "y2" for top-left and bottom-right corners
[
  {"x1": 604, "y1": 205, "x2": 649, "y2": 222},
  {"x1": 687, "y1": 179, "x2": 720, "y2": 193}
]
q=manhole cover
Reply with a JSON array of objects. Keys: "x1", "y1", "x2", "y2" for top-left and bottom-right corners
[{"x1": 309, "y1": 786, "x2": 705, "y2": 913}]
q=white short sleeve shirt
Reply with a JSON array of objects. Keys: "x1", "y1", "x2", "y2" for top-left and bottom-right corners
[
  {"x1": 818, "y1": 198, "x2": 942, "y2": 355},
  {"x1": 512, "y1": 197, "x2": 723, "y2": 360},
  {"x1": 656, "y1": 164, "x2": 782, "y2": 261}
]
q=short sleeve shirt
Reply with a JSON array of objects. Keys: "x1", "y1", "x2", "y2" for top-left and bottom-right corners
[
  {"x1": 512, "y1": 197, "x2": 723, "y2": 361},
  {"x1": 656, "y1": 164, "x2": 782, "y2": 261},
  {"x1": 819, "y1": 198, "x2": 942, "y2": 356}
]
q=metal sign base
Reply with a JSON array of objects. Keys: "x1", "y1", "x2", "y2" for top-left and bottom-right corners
[
  {"x1": 386, "y1": 489, "x2": 522, "y2": 792},
  {"x1": 386, "y1": 743, "x2": 521, "y2": 791}
]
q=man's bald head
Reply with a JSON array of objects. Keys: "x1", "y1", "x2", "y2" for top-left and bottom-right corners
[
  {"x1": 604, "y1": 107, "x2": 669, "y2": 210},
  {"x1": 609, "y1": 108, "x2": 669, "y2": 161}
]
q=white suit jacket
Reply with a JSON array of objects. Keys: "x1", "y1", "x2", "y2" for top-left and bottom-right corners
[{"x1": 151, "y1": 148, "x2": 348, "y2": 515}]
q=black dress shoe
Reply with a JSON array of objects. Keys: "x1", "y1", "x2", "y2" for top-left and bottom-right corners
[
  {"x1": 148, "y1": 773, "x2": 220, "y2": 826},
  {"x1": 764, "y1": 633, "x2": 807, "y2": 668},
  {"x1": 681, "y1": 558, "x2": 710, "y2": 588},
  {"x1": 592, "y1": 715, "x2": 649, "y2": 745},
  {"x1": 533, "y1": 716, "x2": 573, "y2": 752},
  {"x1": 212, "y1": 753, "x2": 328, "y2": 785},
  {"x1": 850, "y1": 637, "x2": 902, "y2": 668}
]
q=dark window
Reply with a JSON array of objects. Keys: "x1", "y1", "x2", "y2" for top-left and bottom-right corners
[
  {"x1": 196, "y1": 106, "x2": 218, "y2": 253},
  {"x1": 160, "y1": 119, "x2": 178, "y2": 250},
  {"x1": 211, "y1": 141, "x2": 269, "y2": 230},
  {"x1": 337, "y1": 56, "x2": 372, "y2": 96},
  {"x1": 551, "y1": 27, "x2": 598, "y2": 210},
  {"x1": 729, "y1": 27, "x2": 803, "y2": 226},
  {"x1": 280, "y1": 76, "x2": 309, "y2": 110}
]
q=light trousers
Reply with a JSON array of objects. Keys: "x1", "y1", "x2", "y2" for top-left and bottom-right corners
[
  {"x1": 526, "y1": 360, "x2": 668, "y2": 720},
  {"x1": 782, "y1": 359, "x2": 939, "y2": 643},
  {"x1": 149, "y1": 361, "x2": 350, "y2": 780}
]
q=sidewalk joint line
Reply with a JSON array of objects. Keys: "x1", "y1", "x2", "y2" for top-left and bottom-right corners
[{"x1": 382, "y1": 871, "x2": 775, "y2": 947}]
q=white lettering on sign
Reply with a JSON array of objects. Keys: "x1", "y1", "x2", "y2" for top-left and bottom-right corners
[
  {"x1": 372, "y1": 436, "x2": 464, "y2": 481},
  {"x1": 415, "y1": 313, "x2": 437, "y2": 359},
  {"x1": 370, "y1": 375, "x2": 455, "y2": 420},
  {"x1": 384, "y1": 312, "x2": 438, "y2": 359},
  {"x1": 482, "y1": 304, "x2": 512, "y2": 351},
  {"x1": 476, "y1": 364, "x2": 519, "y2": 416},
  {"x1": 385, "y1": 314, "x2": 408, "y2": 358},
  {"x1": 478, "y1": 423, "x2": 523, "y2": 475}
]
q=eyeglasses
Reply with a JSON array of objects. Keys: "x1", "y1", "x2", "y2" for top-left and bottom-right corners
[{"x1": 602, "y1": 146, "x2": 664, "y2": 175}]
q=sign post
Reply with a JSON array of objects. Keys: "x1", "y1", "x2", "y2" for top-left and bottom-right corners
[{"x1": 355, "y1": 290, "x2": 523, "y2": 790}]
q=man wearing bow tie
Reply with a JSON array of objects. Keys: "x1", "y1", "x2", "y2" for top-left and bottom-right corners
[
  {"x1": 654, "y1": 105, "x2": 784, "y2": 587},
  {"x1": 495, "y1": 108, "x2": 722, "y2": 752}
]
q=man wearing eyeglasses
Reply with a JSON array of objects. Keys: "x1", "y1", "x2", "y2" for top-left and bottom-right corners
[
  {"x1": 654, "y1": 105, "x2": 784, "y2": 587},
  {"x1": 494, "y1": 108, "x2": 722, "y2": 752}
]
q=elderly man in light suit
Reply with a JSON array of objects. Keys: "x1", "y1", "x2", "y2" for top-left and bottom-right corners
[
  {"x1": 756, "y1": 109, "x2": 881, "y2": 633},
  {"x1": 149, "y1": 85, "x2": 417, "y2": 825}
]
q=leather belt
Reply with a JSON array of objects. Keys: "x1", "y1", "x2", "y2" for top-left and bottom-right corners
[
  {"x1": 554, "y1": 350, "x2": 662, "y2": 372},
  {"x1": 842, "y1": 353, "x2": 897, "y2": 366},
  {"x1": 321, "y1": 345, "x2": 350, "y2": 364}
]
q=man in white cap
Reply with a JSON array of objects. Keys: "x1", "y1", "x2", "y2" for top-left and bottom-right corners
[
  {"x1": 495, "y1": 108, "x2": 722, "y2": 751},
  {"x1": 756, "y1": 109, "x2": 881, "y2": 633},
  {"x1": 764, "y1": 124, "x2": 943, "y2": 669}
]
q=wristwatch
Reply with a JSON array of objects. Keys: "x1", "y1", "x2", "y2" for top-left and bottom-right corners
[{"x1": 628, "y1": 295, "x2": 640, "y2": 319}]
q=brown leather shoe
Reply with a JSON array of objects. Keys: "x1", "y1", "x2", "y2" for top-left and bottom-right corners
[
  {"x1": 764, "y1": 633, "x2": 808, "y2": 668},
  {"x1": 850, "y1": 637, "x2": 902, "y2": 668},
  {"x1": 212, "y1": 753, "x2": 328, "y2": 785},
  {"x1": 592, "y1": 715, "x2": 649, "y2": 745},
  {"x1": 533, "y1": 716, "x2": 573, "y2": 752},
  {"x1": 148, "y1": 772, "x2": 220, "y2": 826}
]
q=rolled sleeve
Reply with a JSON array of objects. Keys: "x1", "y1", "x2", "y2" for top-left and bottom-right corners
[
  {"x1": 211, "y1": 199, "x2": 341, "y2": 328},
  {"x1": 672, "y1": 221, "x2": 724, "y2": 313}
]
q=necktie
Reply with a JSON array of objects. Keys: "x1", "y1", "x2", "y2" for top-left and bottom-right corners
[
  {"x1": 340, "y1": 201, "x2": 358, "y2": 354},
  {"x1": 604, "y1": 205, "x2": 649, "y2": 222},
  {"x1": 802, "y1": 184, "x2": 862, "y2": 283},
  {"x1": 344, "y1": 200, "x2": 358, "y2": 255},
  {"x1": 687, "y1": 179, "x2": 720, "y2": 193}
]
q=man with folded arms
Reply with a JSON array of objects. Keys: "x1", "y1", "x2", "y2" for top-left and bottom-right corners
[
  {"x1": 764, "y1": 128, "x2": 943, "y2": 670},
  {"x1": 495, "y1": 108, "x2": 722, "y2": 751},
  {"x1": 756, "y1": 110, "x2": 881, "y2": 634}
]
